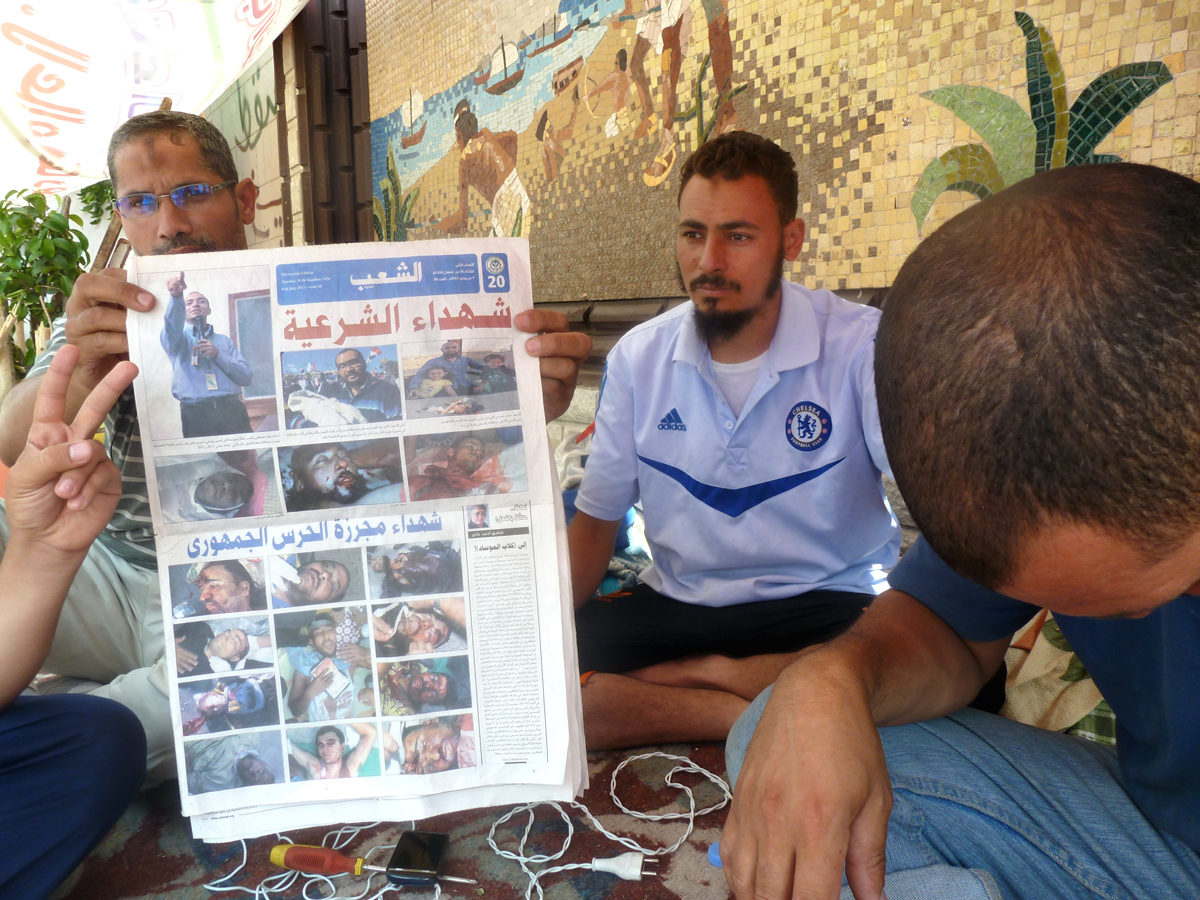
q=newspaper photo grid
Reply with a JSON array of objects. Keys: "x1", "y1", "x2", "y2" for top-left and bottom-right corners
[{"x1": 127, "y1": 238, "x2": 586, "y2": 841}]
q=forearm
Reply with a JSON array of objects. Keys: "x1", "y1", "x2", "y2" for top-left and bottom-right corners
[
  {"x1": 214, "y1": 346, "x2": 254, "y2": 385},
  {"x1": 289, "y1": 673, "x2": 314, "y2": 717},
  {"x1": 288, "y1": 740, "x2": 318, "y2": 769},
  {"x1": 777, "y1": 590, "x2": 1006, "y2": 727},
  {"x1": 348, "y1": 730, "x2": 376, "y2": 771},
  {"x1": 160, "y1": 294, "x2": 188, "y2": 358},
  {"x1": 567, "y1": 511, "x2": 622, "y2": 608},
  {"x1": 437, "y1": 597, "x2": 466, "y2": 629},
  {"x1": 0, "y1": 540, "x2": 86, "y2": 708}
]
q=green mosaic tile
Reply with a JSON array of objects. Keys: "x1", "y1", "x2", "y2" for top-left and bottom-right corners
[
  {"x1": 1017, "y1": 11, "x2": 1067, "y2": 173},
  {"x1": 911, "y1": 143, "x2": 1002, "y2": 229},
  {"x1": 1065, "y1": 62, "x2": 1173, "y2": 165},
  {"x1": 921, "y1": 85, "x2": 1035, "y2": 187}
]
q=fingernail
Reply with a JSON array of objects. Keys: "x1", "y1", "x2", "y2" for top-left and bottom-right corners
[
  {"x1": 68, "y1": 442, "x2": 89, "y2": 462},
  {"x1": 138, "y1": 292, "x2": 154, "y2": 308},
  {"x1": 69, "y1": 495, "x2": 86, "y2": 510},
  {"x1": 516, "y1": 310, "x2": 532, "y2": 326},
  {"x1": 526, "y1": 337, "x2": 541, "y2": 353}
]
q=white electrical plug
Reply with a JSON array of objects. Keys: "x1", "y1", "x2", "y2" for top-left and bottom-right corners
[{"x1": 591, "y1": 852, "x2": 657, "y2": 881}]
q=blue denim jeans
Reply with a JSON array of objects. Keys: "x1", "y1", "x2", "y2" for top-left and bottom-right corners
[{"x1": 726, "y1": 687, "x2": 1200, "y2": 900}]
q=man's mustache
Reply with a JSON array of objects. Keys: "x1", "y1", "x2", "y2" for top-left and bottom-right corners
[
  {"x1": 689, "y1": 273, "x2": 742, "y2": 292},
  {"x1": 151, "y1": 235, "x2": 219, "y2": 255}
]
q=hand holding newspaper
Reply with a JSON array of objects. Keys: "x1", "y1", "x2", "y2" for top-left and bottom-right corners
[{"x1": 126, "y1": 238, "x2": 585, "y2": 840}]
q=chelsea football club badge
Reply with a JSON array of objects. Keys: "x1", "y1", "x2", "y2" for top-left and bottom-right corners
[{"x1": 786, "y1": 401, "x2": 832, "y2": 451}]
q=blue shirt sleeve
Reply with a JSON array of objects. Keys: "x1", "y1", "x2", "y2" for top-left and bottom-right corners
[
  {"x1": 887, "y1": 537, "x2": 1040, "y2": 642},
  {"x1": 160, "y1": 293, "x2": 189, "y2": 361}
]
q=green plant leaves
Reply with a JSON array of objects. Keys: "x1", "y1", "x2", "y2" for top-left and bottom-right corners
[
  {"x1": 373, "y1": 139, "x2": 420, "y2": 242},
  {"x1": 399, "y1": 184, "x2": 420, "y2": 234},
  {"x1": 0, "y1": 189, "x2": 89, "y2": 372},
  {"x1": 921, "y1": 85, "x2": 1036, "y2": 188},
  {"x1": 911, "y1": 144, "x2": 1004, "y2": 229},
  {"x1": 1066, "y1": 62, "x2": 1173, "y2": 165},
  {"x1": 372, "y1": 196, "x2": 387, "y2": 243},
  {"x1": 913, "y1": 13, "x2": 1173, "y2": 228},
  {"x1": 78, "y1": 180, "x2": 115, "y2": 225},
  {"x1": 1016, "y1": 11, "x2": 1069, "y2": 172}
]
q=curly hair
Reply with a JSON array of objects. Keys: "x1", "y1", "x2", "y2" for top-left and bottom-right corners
[{"x1": 678, "y1": 131, "x2": 798, "y2": 223}]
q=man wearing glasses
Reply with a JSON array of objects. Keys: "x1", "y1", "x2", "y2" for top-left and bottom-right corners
[
  {"x1": 0, "y1": 110, "x2": 590, "y2": 779},
  {"x1": 318, "y1": 348, "x2": 403, "y2": 423},
  {"x1": 160, "y1": 270, "x2": 255, "y2": 437}
]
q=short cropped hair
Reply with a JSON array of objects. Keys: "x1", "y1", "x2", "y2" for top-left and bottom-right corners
[
  {"x1": 107, "y1": 110, "x2": 237, "y2": 191},
  {"x1": 876, "y1": 163, "x2": 1200, "y2": 589},
  {"x1": 315, "y1": 725, "x2": 345, "y2": 746},
  {"x1": 679, "y1": 131, "x2": 798, "y2": 223}
]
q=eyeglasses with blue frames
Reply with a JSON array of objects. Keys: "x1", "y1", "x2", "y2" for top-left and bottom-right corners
[{"x1": 114, "y1": 181, "x2": 237, "y2": 218}]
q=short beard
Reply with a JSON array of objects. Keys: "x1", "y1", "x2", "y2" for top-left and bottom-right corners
[
  {"x1": 683, "y1": 243, "x2": 786, "y2": 345},
  {"x1": 324, "y1": 468, "x2": 369, "y2": 504},
  {"x1": 692, "y1": 305, "x2": 758, "y2": 344},
  {"x1": 150, "y1": 234, "x2": 219, "y2": 255}
]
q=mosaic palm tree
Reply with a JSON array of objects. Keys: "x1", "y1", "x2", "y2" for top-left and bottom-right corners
[
  {"x1": 911, "y1": 11, "x2": 1172, "y2": 229},
  {"x1": 373, "y1": 139, "x2": 420, "y2": 242}
]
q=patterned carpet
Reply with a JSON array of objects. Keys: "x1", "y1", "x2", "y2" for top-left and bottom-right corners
[{"x1": 55, "y1": 744, "x2": 735, "y2": 900}]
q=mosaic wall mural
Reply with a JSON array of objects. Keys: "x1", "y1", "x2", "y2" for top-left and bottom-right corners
[{"x1": 366, "y1": 0, "x2": 1200, "y2": 299}]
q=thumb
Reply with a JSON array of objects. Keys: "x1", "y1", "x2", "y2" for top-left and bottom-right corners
[{"x1": 843, "y1": 782, "x2": 892, "y2": 900}]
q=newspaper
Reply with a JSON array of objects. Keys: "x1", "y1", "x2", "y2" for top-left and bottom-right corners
[{"x1": 126, "y1": 238, "x2": 586, "y2": 841}]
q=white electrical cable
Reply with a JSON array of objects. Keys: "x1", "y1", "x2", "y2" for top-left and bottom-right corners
[
  {"x1": 487, "y1": 751, "x2": 732, "y2": 900},
  {"x1": 200, "y1": 751, "x2": 728, "y2": 900},
  {"x1": 202, "y1": 821, "x2": 442, "y2": 900}
]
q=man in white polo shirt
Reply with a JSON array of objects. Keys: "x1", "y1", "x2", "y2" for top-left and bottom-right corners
[{"x1": 568, "y1": 131, "x2": 901, "y2": 749}]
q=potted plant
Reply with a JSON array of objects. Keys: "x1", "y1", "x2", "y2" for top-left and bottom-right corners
[{"x1": 0, "y1": 188, "x2": 92, "y2": 399}]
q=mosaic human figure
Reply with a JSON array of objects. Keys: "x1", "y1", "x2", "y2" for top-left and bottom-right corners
[
  {"x1": 434, "y1": 99, "x2": 531, "y2": 238},
  {"x1": 536, "y1": 87, "x2": 582, "y2": 182},
  {"x1": 628, "y1": 0, "x2": 738, "y2": 186},
  {"x1": 585, "y1": 49, "x2": 633, "y2": 137}
]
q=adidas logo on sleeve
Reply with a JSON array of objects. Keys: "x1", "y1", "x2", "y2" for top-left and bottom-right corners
[{"x1": 657, "y1": 408, "x2": 687, "y2": 431}]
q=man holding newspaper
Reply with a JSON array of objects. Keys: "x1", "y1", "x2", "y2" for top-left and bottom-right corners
[{"x1": 0, "y1": 110, "x2": 591, "y2": 781}]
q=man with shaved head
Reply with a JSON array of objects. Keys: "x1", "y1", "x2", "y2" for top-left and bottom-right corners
[
  {"x1": 723, "y1": 163, "x2": 1200, "y2": 900},
  {"x1": 159, "y1": 270, "x2": 254, "y2": 437}
]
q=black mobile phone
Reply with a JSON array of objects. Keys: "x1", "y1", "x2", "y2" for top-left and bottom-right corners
[{"x1": 385, "y1": 830, "x2": 450, "y2": 886}]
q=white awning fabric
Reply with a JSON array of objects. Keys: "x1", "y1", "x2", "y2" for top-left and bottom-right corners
[{"x1": 0, "y1": 0, "x2": 307, "y2": 196}]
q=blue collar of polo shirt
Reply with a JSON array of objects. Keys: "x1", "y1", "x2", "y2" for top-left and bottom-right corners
[{"x1": 673, "y1": 281, "x2": 821, "y2": 373}]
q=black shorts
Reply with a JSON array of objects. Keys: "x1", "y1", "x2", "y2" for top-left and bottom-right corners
[{"x1": 575, "y1": 582, "x2": 873, "y2": 674}]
